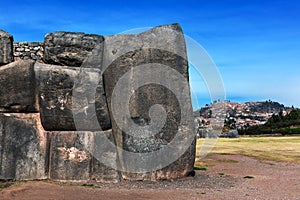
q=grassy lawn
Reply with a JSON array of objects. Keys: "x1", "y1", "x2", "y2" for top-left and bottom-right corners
[{"x1": 196, "y1": 136, "x2": 300, "y2": 164}]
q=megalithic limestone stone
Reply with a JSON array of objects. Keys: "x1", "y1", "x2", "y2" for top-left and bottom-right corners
[
  {"x1": 48, "y1": 130, "x2": 120, "y2": 182},
  {"x1": 102, "y1": 23, "x2": 196, "y2": 180},
  {"x1": 92, "y1": 131, "x2": 121, "y2": 183},
  {"x1": 48, "y1": 131, "x2": 92, "y2": 181},
  {"x1": 43, "y1": 32, "x2": 104, "y2": 67},
  {"x1": 0, "y1": 30, "x2": 14, "y2": 65},
  {"x1": 0, "y1": 113, "x2": 48, "y2": 180},
  {"x1": 34, "y1": 63, "x2": 111, "y2": 131},
  {"x1": 0, "y1": 60, "x2": 38, "y2": 112}
]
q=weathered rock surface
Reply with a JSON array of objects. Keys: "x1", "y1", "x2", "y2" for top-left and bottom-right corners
[
  {"x1": 0, "y1": 60, "x2": 38, "y2": 112},
  {"x1": 103, "y1": 23, "x2": 196, "y2": 180},
  {"x1": 0, "y1": 23, "x2": 196, "y2": 182},
  {"x1": 0, "y1": 113, "x2": 48, "y2": 180},
  {"x1": 0, "y1": 30, "x2": 14, "y2": 65},
  {"x1": 48, "y1": 131, "x2": 92, "y2": 181},
  {"x1": 48, "y1": 130, "x2": 119, "y2": 182},
  {"x1": 34, "y1": 63, "x2": 111, "y2": 131},
  {"x1": 92, "y1": 130, "x2": 121, "y2": 182},
  {"x1": 43, "y1": 32, "x2": 104, "y2": 67}
]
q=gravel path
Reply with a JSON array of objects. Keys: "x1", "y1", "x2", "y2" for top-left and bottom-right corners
[{"x1": 1, "y1": 154, "x2": 299, "y2": 200}]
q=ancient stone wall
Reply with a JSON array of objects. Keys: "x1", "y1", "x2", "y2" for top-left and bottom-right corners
[
  {"x1": 0, "y1": 24, "x2": 196, "y2": 182},
  {"x1": 13, "y1": 42, "x2": 44, "y2": 62}
]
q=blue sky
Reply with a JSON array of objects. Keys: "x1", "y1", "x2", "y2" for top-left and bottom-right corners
[{"x1": 1, "y1": 0, "x2": 299, "y2": 109}]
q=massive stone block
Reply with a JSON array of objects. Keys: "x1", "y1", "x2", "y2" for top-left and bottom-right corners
[
  {"x1": 92, "y1": 130, "x2": 121, "y2": 182},
  {"x1": 0, "y1": 60, "x2": 38, "y2": 112},
  {"x1": 34, "y1": 63, "x2": 111, "y2": 131},
  {"x1": 0, "y1": 30, "x2": 13, "y2": 65},
  {"x1": 48, "y1": 131, "x2": 92, "y2": 181},
  {"x1": 102, "y1": 23, "x2": 196, "y2": 180},
  {"x1": 43, "y1": 32, "x2": 104, "y2": 67},
  {"x1": 48, "y1": 130, "x2": 119, "y2": 182},
  {"x1": 0, "y1": 113, "x2": 48, "y2": 180}
]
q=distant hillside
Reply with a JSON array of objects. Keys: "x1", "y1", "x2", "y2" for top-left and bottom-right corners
[
  {"x1": 194, "y1": 100, "x2": 292, "y2": 120},
  {"x1": 239, "y1": 109, "x2": 300, "y2": 135},
  {"x1": 248, "y1": 100, "x2": 286, "y2": 113},
  {"x1": 194, "y1": 100, "x2": 295, "y2": 136}
]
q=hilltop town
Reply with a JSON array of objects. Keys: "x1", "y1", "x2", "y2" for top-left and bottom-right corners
[{"x1": 194, "y1": 100, "x2": 294, "y2": 137}]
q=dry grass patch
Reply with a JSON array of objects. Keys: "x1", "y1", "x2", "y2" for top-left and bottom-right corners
[{"x1": 196, "y1": 136, "x2": 300, "y2": 163}]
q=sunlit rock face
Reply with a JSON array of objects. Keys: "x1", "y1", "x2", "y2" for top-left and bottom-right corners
[
  {"x1": 102, "y1": 23, "x2": 195, "y2": 180},
  {"x1": 0, "y1": 113, "x2": 48, "y2": 180},
  {"x1": 0, "y1": 30, "x2": 14, "y2": 65},
  {"x1": 0, "y1": 60, "x2": 38, "y2": 113},
  {"x1": 43, "y1": 32, "x2": 104, "y2": 67}
]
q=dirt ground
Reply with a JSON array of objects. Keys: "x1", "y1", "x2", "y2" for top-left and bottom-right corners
[{"x1": 1, "y1": 154, "x2": 299, "y2": 200}]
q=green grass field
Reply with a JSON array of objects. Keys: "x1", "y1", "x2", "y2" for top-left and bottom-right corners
[{"x1": 196, "y1": 136, "x2": 300, "y2": 164}]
